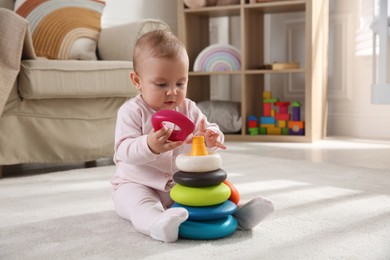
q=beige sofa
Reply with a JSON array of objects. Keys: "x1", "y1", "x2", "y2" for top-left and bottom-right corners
[{"x1": 0, "y1": 0, "x2": 170, "y2": 176}]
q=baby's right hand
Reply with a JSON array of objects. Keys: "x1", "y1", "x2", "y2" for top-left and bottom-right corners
[{"x1": 147, "y1": 126, "x2": 183, "y2": 154}]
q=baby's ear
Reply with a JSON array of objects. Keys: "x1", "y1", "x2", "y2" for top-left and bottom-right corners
[{"x1": 130, "y1": 71, "x2": 141, "y2": 90}]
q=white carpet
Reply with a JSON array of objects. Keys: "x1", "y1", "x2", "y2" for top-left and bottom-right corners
[{"x1": 1, "y1": 149, "x2": 390, "y2": 260}]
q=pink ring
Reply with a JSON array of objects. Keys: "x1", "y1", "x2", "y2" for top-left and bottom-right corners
[{"x1": 152, "y1": 110, "x2": 195, "y2": 141}]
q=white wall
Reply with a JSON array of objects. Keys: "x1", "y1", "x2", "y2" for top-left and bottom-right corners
[
  {"x1": 101, "y1": 0, "x2": 177, "y2": 33},
  {"x1": 326, "y1": 0, "x2": 390, "y2": 140}
]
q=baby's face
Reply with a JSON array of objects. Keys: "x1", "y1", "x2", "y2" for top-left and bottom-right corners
[{"x1": 134, "y1": 50, "x2": 189, "y2": 111}]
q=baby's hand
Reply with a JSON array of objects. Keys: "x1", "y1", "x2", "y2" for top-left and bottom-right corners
[
  {"x1": 187, "y1": 118, "x2": 226, "y2": 150},
  {"x1": 147, "y1": 126, "x2": 183, "y2": 154}
]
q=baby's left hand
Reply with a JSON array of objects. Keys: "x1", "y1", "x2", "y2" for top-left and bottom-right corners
[{"x1": 186, "y1": 118, "x2": 226, "y2": 150}]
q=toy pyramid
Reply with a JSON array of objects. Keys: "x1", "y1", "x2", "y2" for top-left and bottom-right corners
[{"x1": 170, "y1": 136, "x2": 240, "y2": 240}]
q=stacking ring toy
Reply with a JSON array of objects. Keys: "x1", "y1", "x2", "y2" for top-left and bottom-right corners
[
  {"x1": 176, "y1": 153, "x2": 222, "y2": 172},
  {"x1": 179, "y1": 215, "x2": 238, "y2": 240},
  {"x1": 224, "y1": 180, "x2": 240, "y2": 205},
  {"x1": 173, "y1": 169, "x2": 227, "y2": 187},
  {"x1": 172, "y1": 200, "x2": 237, "y2": 221},
  {"x1": 151, "y1": 110, "x2": 195, "y2": 141},
  {"x1": 170, "y1": 183, "x2": 231, "y2": 207}
]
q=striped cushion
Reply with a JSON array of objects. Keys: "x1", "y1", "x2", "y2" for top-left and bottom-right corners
[{"x1": 15, "y1": 0, "x2": 105, "y2": 60}]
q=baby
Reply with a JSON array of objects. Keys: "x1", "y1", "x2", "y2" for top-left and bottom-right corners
[{"x1": 111, "y1": 29, "x2": 274, "y2": 242}]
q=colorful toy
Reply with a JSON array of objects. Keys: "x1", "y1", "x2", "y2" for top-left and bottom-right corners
[
  {"x1": 223, "y1": 180, "x2": 240, "y2": 205},
  {"x1": 247, "y1": 115, "x2": 258, "y2": 135},
  {"x1": 151, "y1": 110, "x2": 195, "y2": 141},
  {"x1": 193, "y1": 44, "x2": 241, "y2": 72},
  {"x1": 170, "y1": 183, "x2": 231, "y2": 206},
  {"x1": 171, "y1": 136, "x2": 239, "y2": 240},
  {"x1": 291, "y1": 101, "x2": 301, "y2": 121},
  {"x1": 175, "y1": 149, "x2": 222, "y2": 172},
  {"x1": 247, "y1": 91, "x2": 305, "y2": 136},
  {"x1": 173, "y1": 169, "x2": 227, "y2": 187},
  {"x1": 178, "y1": 215, "x2": 238, "y2": 240},
  {"x1": 171, "y1": 200, "x2": 237, "y2": 221}
]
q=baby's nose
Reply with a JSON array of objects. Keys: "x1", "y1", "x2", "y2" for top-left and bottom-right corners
[{"x1": 167, "y1": 87, "x2": 177, "y2": 95}]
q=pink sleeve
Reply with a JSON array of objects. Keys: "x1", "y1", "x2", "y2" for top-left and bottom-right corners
[{"x1": 114, "y1": 101, "x2": 159, "y2": 165}]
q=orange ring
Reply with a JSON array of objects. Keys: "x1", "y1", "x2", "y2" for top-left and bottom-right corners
[{"x1": 223, "y1": 180, "x2": 240, "y2": 205}]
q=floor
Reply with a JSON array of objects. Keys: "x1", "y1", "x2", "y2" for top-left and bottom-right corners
[
  {"x1": 225, "y1": 137, "x2": 390, "y2": 171},
  {"x1": 2, "y1": 137, "x2": 390, "y2": 177}
]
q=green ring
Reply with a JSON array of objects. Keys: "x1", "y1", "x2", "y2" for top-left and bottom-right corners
[{"x1": 170, "y1": 183, "x2": 231, "y2": 206}]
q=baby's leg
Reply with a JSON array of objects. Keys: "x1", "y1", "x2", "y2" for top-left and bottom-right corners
[
  {"x1": 112, "y1": 182, "x2": 188, "y2": 242},
  {"x1": 233, "y1": 196, "x2": 274, "y2": 230}
]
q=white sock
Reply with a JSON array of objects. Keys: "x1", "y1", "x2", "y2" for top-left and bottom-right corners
[
  {"x1": 148, "y1": 207, "x2": 188, "y2": 243},
  {"x1": 233, "y1": 196, "x2": 274, "y2": 230}
]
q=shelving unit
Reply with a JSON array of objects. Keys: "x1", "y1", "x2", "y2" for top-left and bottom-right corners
[{"x1": 177, "y1": 0, "x2": 329, "y2": 142}]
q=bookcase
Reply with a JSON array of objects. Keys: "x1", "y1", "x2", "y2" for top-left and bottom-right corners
[{"x1": 176, "y1": 0, "x2": 329, "y2": 142}]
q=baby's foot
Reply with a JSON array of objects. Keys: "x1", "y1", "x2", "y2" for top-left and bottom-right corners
[
  {"x1": 233, "y1": 197, "x2": 274, "y2": 230},
  {"x1": 149, "y1": 207, "x2": 188, "y2": 242}
]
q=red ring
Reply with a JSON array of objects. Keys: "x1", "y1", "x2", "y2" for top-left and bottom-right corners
[{"x1": 152, "y1": 110, "x2": 195, "y2": 141}]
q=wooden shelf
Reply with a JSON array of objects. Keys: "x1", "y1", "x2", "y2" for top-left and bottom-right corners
[
  {"x1": 184, "y1": 5, "x2": 240, "y2": 17},
  {"x1": 177, "y1": 0, "x2": 329, "y2": 142},
  {"x1": 189, "y1": 71, "x2": 242, "y2": 76},
  {"x1": 189, "y1": 69, "x2": 304, "y2": 76},
  {"x1": 244, "y1": 69, "x2": 305, "y2": 74},
  {"x1": 244, "y1": 0, "x2": 305, "y2": 13},
  {"x1": 225, "y1": 133, "x2": 310, "y2": 142}
]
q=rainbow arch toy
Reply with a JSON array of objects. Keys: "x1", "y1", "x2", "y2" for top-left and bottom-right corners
[{"x1": 193, "y1": 44, "x2": 241, "y2": 72}]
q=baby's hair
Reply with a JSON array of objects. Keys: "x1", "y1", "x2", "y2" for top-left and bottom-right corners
[{"x1": 133, "y1": 30, "x2": 187, "y2": 73}]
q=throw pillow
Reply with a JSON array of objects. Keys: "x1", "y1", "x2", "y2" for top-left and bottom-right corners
[
  {"x1": 14, "y1": 0, "x2": 105, "y2": 60},
  {"x1": 197, "y1": 100, "x2": 242, "y2": 133}
]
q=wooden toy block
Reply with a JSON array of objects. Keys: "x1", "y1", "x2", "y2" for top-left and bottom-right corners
[
  {"x1": 289, "y1": 128, "x2": 304, "y2": 135},
  {"x1": 248, "y1": 128, "x2": 259, "y2": 135},
  {"x1": 248, "y1": 121, "x2": 257, "y2": 128},
  {"x1": 247, "y1": 115, "x2": 257, "y2": 128},
  {"x1": 247, "y1": 115, "x2": 257, "y2": 121},
  {"x1": 267, "y1": 126, "x2": 282, "y2": 135},
  {"x1": 271, "y1": 109, "x2": 275, "y2": 117},
  {"x1": 260, "y1": 116, "x2": 275, "y2": 125},
  {"x1": 292, "y1": 101, "x2": 301, "y2": 121},
  {"x1": 288, "y1": 121, "x2": 305, "y2": 135},
  {"x1": 292, "y1": 107, "x2": 300, "y2": 121},
  {"x1": 275, "y1": 101, "x2": 290, "y2": 114},
  {"x1": 263, "y1": 91, "x2": 272, "y2": 99},
  {"x1": 259, "y1": 127, "x2": 267, "y2": 135},
  {"x1": 282, "y1": 128, "x2": 289, "y2": 135},
  {"x1": 288, "y1": 121, "x2": 304, "y2": 129},
  {"x1": 264, "y1": 98, "x2": 279, "y2": 103},
  {"x1": 292, "y1": 101, "x2": 301, "y2": 107},
  {"x1": 278, "y1": 120, "x2": 287, "y2": 128},
  {"x1": 260, "y1": 124, "x2": 274, "y2": 128},
  {"x1": 263, "y1": 103, "x2": 271, "y2": 116},
  {"x1": 275, "y1": 113, "x2": 290, "y2": 121}
]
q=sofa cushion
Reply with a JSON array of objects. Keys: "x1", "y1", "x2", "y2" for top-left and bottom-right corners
[
  {"x1": 14, "y1": 0, "x2": 105, "y2": 60},
  {"x1": 98, "y1": 19, "x2": 171, "y2": 61},
  {"x1": 18, "y1": 59, "x2": 135, "y2": 99},
  {"x1": 0, "y1": 0, "x2": 15, "y2": 9}
]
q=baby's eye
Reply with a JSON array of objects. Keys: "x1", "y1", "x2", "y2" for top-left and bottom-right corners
[
  {"x1": 177, "y1": 82, "x2": 185, "y2": 87},
  {"x1": 155, "y1": 83, "x2": 167, "y2": 87}
]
